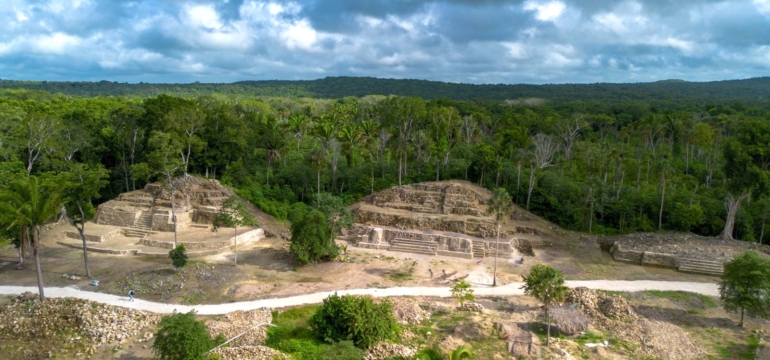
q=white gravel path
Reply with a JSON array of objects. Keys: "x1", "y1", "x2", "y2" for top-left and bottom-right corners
[{"x1": 0, "y1": 281, "x2": 719, "y2": 315}]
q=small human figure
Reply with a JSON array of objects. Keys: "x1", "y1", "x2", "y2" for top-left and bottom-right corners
[
  {"x1": 128, "y1": 289, "x2": 135, "y2": 302},
  {"x1": 428, "y1": 269, "x2": 433, "y2": 278},
  {"x1": 442, "y1": 269, "x2": 447, "y2": 276}
]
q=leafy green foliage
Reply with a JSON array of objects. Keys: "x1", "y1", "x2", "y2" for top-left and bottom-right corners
[
  {"x1": 169, "y1": 244, "x2": 188, "y2": 268},
  {"x1": 153, "y1": 311, "x2": 218, "y2": 360},
  {"x1": 309, "y1": 293, "x2": 400, "y2": 349},
  {"x1": 450, "y1": 280, "x2": 475, "y2": 306},
  {"x1": 719, "y1": 251, "x2": 770, "y2": 326},
  {"x1": 290, "y1": 210, "x2": 337, "y2": 265},
  {"x1": 521, "y1": 264, "x2": 569, "y2": 345},
  {"x1": 265, "y1": 306, "x2": 366, "y2": 360}
]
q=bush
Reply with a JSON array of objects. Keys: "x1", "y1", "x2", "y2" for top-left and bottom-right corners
[
  {"x1": 309, "y1": 293, "x2": 400, "y2": 349},
  {"x1": 153, "y1": 311, "x2": 219, "y2": 360},
  {"x1": 450, "y1": 279, "x2": 475, "y2": 306},
  {"x1": 169, "y1": 244, "x2": 188, "y2": 268},
  {"x1": 265, "y1": 306, "x2": 364, "y2": 360}
]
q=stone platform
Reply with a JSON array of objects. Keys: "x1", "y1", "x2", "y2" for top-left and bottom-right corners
[{"x1": 347, "y1": 180, "x2": 556, "y2": 259}]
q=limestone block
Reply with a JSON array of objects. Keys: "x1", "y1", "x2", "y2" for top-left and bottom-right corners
[
  {"x1": 95, "y1": 208, "x2": 138, "y2": 227},
  {"x1": 370, "y1": 227, "x2": 384, "y2": 243}
]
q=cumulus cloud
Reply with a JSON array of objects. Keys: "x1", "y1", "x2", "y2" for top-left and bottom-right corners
[{"x1": 0, "y1": 0, "x2": 768, "y2": 84}]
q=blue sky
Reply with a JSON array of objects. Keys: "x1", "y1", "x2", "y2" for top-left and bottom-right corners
[{"x1": 1, "y1": 0, "x2": 769, "y2": 84}]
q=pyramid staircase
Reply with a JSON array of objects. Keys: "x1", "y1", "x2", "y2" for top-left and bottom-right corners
[
  {"x1": 472, "y1": 241, "x2": 485, "y2": 258},
  {"x1": 389, "y1": 238, "x2": 438, "y2": 256},
  {"x1": 678, "y1": 257, "x2": 724, "y2": 276},
  {"x1": 124, "y1": 210, "x2": 157, "y2": 239}
]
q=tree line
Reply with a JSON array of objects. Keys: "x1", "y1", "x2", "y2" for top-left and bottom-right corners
[{"x1": 1, "y1": 88, "x2": 770, "y2": 276}]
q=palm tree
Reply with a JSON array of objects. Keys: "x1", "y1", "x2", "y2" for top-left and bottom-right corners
[
  {"x1": 0, "y1": 176, "x2": 63, "y2": 301},
  {"x1": 487, "y1": 188, "x2": 513, "y2": 287},
  {"x1": 521, "y1": 264, "x2": 569, "y2": 345},
  {"x1": 307, "y1": 147, "x2": 329, "y2": 198}
]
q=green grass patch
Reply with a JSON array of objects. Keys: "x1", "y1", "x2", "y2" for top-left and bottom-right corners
[
  {"x1": 265, "y1": 306, "x2": 365, "y2": 360},
  {"x1": 530, "y1": 322, "x2": 565, "y2": 342},
  {"x1": 387, "y1": 267, "x2": 414, "y2": 282},
  {"x1": 297, "y1": 277, "x2": 323, "y2": 283},
  {"x1": 644, "y1": 290, "x2": 718, "y2": 308},
  {"x1": 575, "y1": 331, "x2": 605, "y2": 345}
]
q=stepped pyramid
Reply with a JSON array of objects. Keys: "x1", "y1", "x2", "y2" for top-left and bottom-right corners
[{"x1": 347, "y1": 180, "x2": 555, "y2": 259}]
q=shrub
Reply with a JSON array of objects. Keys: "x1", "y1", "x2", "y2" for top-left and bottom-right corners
[
  {"x1": 169, "y1": 244, "x2": 188, "y2": 268},
  {"x1": 309, "y1": 293, "x2": 400, "y2": 349},
  {"x1": 450, "y1": 279, "x2": 475, "y2": 306},
  {"x1": 153, "y1": 311, "x2": 219, "y2": 360}
]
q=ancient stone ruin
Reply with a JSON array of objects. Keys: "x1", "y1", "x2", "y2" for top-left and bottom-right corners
[
  {"x1": 58, "y1": 176, "x2": 263, "y2": 257},
  {"x1": 346, "y1": 180, "x2": 554, "y2": 259}
]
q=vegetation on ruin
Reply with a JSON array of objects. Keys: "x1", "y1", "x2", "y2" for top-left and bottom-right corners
[
  {"x1": 522, "y1": 264, "x2": 569, "y2": 345},
  {"x1": 450, "y1": 280, "x2": 475, "y2": 306},
  {"x1": 309, "y1": 293, "x2": 400, "y2": 349},
  {"x1": 169, "y1": 244, "x2": 189, "y2": 269},
  {"x1": 153, "y1": 310, "x2": 224, "y2": 360}
]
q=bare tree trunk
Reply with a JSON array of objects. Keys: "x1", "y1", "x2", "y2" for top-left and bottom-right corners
[
  {"x1": 493, "y1": 223, "x2": 499, "y2": 287},
  {"x1": 516, "y1": 162, "x2": 522, "y2": 201},
  {"x1": 77, "y1": 203, "x2": 91, "y2": 278},
  {"x1": 722, "y1": 193, "x2": 748, "y2": 241},
  {"x1": 527, "y1": 165, "x2": 536, "y2": 210},
  {"x1": 658, "y1": 171, "x2": 665, "y2": 230},
  {"x1": 398, "y1": 155, "x2": 402, "y2": 186},
  {"x1": 546, "y1": 305, "x2": 551, "y2": 345},
  {"x1": 234, "y1": 226, "x2": 238, "y2": 266},
  {"x1": 317, "y1": 170, "x2": 321, "y2": 198},
  {"x1": 33, "y1": 226, "x2": 45, "y2": 301},
  {"x1": 436, "y1": 158, "x2": 440, "y2": 181},
  {"x1": 760, "y1": 210, "x2": 767, "y2": 245}
]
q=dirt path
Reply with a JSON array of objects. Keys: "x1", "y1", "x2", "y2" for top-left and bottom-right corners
[{"x1": 0, "y1": 280, "x2": 718, "y2": 315}]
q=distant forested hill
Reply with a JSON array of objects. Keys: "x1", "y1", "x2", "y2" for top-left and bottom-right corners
[{"x1": 2, "y1": 76, "x2": 770, "y2": 102}]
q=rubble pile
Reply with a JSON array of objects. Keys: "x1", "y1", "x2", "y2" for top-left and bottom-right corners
[
  {"x1": 363, "y1": 342, "x2": 417, "y2": 360},
  {"x1": 460, "y1": 302, "x2": 485, "y2": 313},
  {"x1": 613, "y1": 319, "x2": 704, "y2": 359},
  {"x1": 0, "y1": 292, "x2": 158, "y2": 346},
  {"x1": 389, "y1": 297, "x2": 431, "y2": 324},
  {"x1": 565, "y1": 287, "x2": 637, "y2": 321},
  {"x1": 207, "y1": 308, "x2": 273, "y2": 347},
  {"x1": 210, "y1": 345, "x2": 289, "y2": 360}
]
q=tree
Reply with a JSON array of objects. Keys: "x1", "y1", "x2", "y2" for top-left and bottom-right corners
[
  {"x1": 62, "y1": 163, "x2": 109, "y2": 278},
  {"x1": 314, "y1": 192, "x2": 353, "y2": 246},
  {"x1": 166, "y1": 105, "x2": 207, "y2": 176},
  {"x1": 309, "y1": 293, "x2": 400, "y2": 349},
  {"x1": 450, "y1": 279, "x2": 475, "y2": 306},
  {"x1": 289, "y1": 209, "x2": 336, "y2": 265},
  {"x1": 0, "y1": 176, "x2": 64, "y2": 301},
  {"x1": 527, "y1": 133, "x2": 557, "y2": 210},
  {"x1": 719, "y1": 251, "x2": 770, "y2": 327},
  {"x1": 307, "y1": 146, "x2": 328, "y2": 197},
  {"x1": 521, "y1": 264, "x2": 569, "y2": 345},
  {"x1": 148, "y1": 131, "x2": 184, "y2": 247},
  {"x1": 153, "y1": 310, "x2": 220, "y2": 360},
  {"x1": 720, "y1": 119, "x2": 770, "y2": 240},
  {"x1": 487, "y1": 188, "x2": 513, "y2": 286},
  {"x1": 212, "y1": 196, "x2": 257, "y2": 266},
  {"x1": 169, "y1": 244, "x2": 188, "y2": 268}
]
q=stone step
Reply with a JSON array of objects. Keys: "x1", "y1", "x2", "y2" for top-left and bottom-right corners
[
  {"x1": 679, "y1": 266, "x2": 724, "y2": 276},
  {"x1": 678, "y1": 258, "x2": 724, "y2": 276},
  {"x1": 389, "y1": 245, "x2": 437, "y2": 256},
  {"x1": 392, "y1": 238, "x2": 438, "y2": 248}
]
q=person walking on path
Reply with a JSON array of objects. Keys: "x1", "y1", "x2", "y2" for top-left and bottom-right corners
[{"x1": 128, "y1": 289, "x2": 135, "y2": 302}]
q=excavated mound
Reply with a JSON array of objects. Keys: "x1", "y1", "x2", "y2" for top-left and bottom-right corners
[
  {"x1": 207, "y1": 308, "x2": 273, "y2": 347},
  {"x1": 348, "y1": 180, "x2": 555, "y2": 259},
  {"x1": 565, "y1": 287, "x2": 638, "y2": 322},
  {"x1": 0, "y1": 292, "x2": 159, "y2": 354}
]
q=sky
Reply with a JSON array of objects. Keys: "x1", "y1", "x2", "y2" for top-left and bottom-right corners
[{"x1": 1, "y1": 0, "x2": 770, "y2": 84}]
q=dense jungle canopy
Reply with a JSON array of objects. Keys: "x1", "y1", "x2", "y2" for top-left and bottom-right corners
[{"x1": 1, "y1": 76, "x2": 770, "y2": 244}]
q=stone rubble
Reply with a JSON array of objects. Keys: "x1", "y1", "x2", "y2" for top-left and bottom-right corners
[
  {"x1": 207, "y1": 308, "x2": 273, "y2": 347},
  {"x1": 210, "y1": 345, "x2": 290, "y2": 360},
  {"x1": 460, "y1": 302, "x2": 485, "y2": 314},
  {"x1": 565, "y1": 287, "x2": 637, "y2": 321},
  {"x1": 389, "y1": 297, "x2": 431, "y2": 324},
  {"x1": 363, "y1": 342, "x2": 417, "y2": 360},
  {"x1": 0, "y1": 292, "x2": 159, "y2": 355}
]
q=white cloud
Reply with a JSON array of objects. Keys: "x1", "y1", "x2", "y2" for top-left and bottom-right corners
[
  {"x1": 524, "y1": 1, "x2": 566, "y2": 22},
  {"x1": 185, "y1": 4, "x2": 223, "y2": 30},
  {"x1": 33, "y1": 32, "x2": 80, "y2": 54}
]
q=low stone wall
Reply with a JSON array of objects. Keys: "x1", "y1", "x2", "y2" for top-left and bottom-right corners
[
  {"x1": 641, "y1": 251, "x2": 679, "y2": 268},
  {"x1": 437, "y1": 250, "x2": 473, "y2": 259},
  {"x1": 95, "y1": 208, "x2": 137, "y2": 228},
  {"x1": 139, "y1": 228, "x2": 264, "y2": 250},
  {"x1": 151, "y1": 209, "x2": 193, "y2": 232},
  {"x1": 482, "y1": 241, "x2": 516, "y2": 256},
  {"x1": 193, "y1": 206, "x2": 219, "y2": 224},
  {"x1": 355, "y1": 210, "x2": 497, "y2": 238},
  {"x1": 65, "y1": 229, "x2": 121, "y2": 243},
  {"x1": 610, "y1": 243, "x2": 644, "y2": 263}
]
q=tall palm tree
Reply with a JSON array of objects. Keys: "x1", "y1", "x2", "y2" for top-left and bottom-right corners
[
  {"x1": 487, "y1": 188, "x2": 514, "y2": 287},
  {"x1": 0, "y1": 176, "x2": 63, "y2": 301}
]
